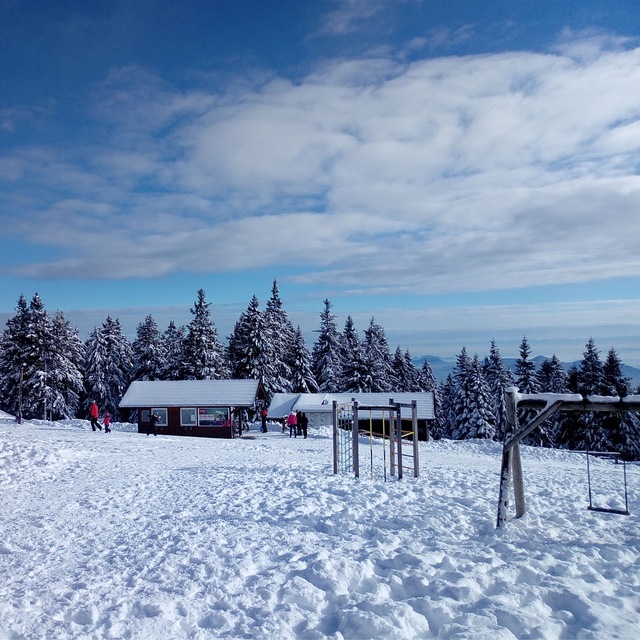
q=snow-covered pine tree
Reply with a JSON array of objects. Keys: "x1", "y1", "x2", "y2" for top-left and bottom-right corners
[
  {"x1": 557, "y1": 338, "x2": 609, "y2": 452},
  {"x1": 450, "y1": 347, "x2": 471, "y2": 439},
  {"x1": 534, "y1": 354, "x2": 569, "y2": 447},
  {"x1": 131, "y1": 315, "x2": 167, "y2": 381},
  {"x1": 514, "y1": 336, "x2": 537, "y2": 393},
  {"x1": 311, "y1": 299, "x2": 343, "y2": 393},
  {"x1": 339, "y1": 315, "x2": 368, "y2": 393},
  {"x1": 289, "y1": 326, "x2": 318, "y2": 393},
  {"x1": 602, "y1": 347, "x2": 630, "y2": 397},
  {"x1": 392, "y1": 346, "x2": 411, "y2": 392},
  {"x1": 392, "y1": 347, "x2": 422, "y2": 392},
  {"x1": 0, "y1": 294, "x2": 54, "y2": 420},
  {"x1": 181, "y1": 289, "x2": 228, "y2": 380},
  {"x1": 405, "y1": 349, "x2": 423, "y2": 391},
  {"x1": 514, "y1": 336, "x2": 542, "y2": 446},
  {"x1": 483, "y1": 339, "x2": 515, "y2": 441},
  {"x1": 162, "y1": 321, "x2": 186, "y2": 380},
  {"x1": 362, "y1": 317, "x2": 395, "y2": 392},
  {"x1": 46, "y1": 311, "x2": 85, "y2": 419},
  {"x1": 84, "y1": 316, "x2": 133, "y2": 421},
  {"x1": 0, "y1": 295, "x2": 30, "y2": 417},
  {"x1": 263, "y1": 280, "x2": 294, "y2": 393},
  {"x1": 226, "y1": 295, "x2": 273, "y2": 392},
  {"x1": 452, "y1": 351, "x2": 496, "y2": 439},
  {"x1": 601, "y1": 347, "x2": 640, "y2": 460},
  {"x1": 438, "y1": 374, "x2": 455, "y2": 439},
  {"x1": 421, "y1": 359, "x2": 444, "y2": 438},
  {"x1": 536, "y1": 354, "x2": 568, "y2": 393}
]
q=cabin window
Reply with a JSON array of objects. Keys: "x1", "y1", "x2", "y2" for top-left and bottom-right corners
[
  {"x1": 152, "y1": 408, "x2": 168, "y2": 426},
  {"x1": 198, "y1": 407, "x2": 230, "y2": 427},
  {"x1": 180, "y1": 407, "x2": 197, "y2": 427}
]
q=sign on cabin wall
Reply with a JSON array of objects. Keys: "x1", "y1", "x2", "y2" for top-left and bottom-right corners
[{"x1": 198, "y1": 407, "x2": 230, "y2": 427}]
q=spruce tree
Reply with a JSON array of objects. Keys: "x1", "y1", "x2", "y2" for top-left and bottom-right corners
[
  {"x1": 312, "y1": 299, "x2": 343, "y2": 393},
  {"x1": 181, "y1": 289, "x2": 228, "y2": 380},
  {"x1": 227, "y1": 295, "x2": 273, "y2": 391},
  {"x1": 558, "y1": 338, "x2": 609, "y2": 452},
  {"x1": 290, "y1": 327, "x2": 318, "y2": 393},
  {"x1": 514, "y1": 336, "x2": 540, "y2": 445},
  {"x1": 405, "y1": 349, "x2": 423, "y2": 391},
  {"x1": 438, "y1": 374, "x2": 455, "y2": 439},
  {"x1": 162, "y1": 321, "x2": 186, "y2": 380},
  {"x1": 263, "y1": 280, "x2": 294, "y2": 393},
  {"x1": 46, "y1": 311, "x2": 85, "y2": 419},
  {"x1": 601, "y1": 347, "x2": 640, "y2": 460},
  {"x1": 421, "y1": 359, "x2": 443, "y2": 438},
  {"x1": 339, "y1": 315, "x2": 368, "y2": 392},
  {"x1": 392, "y1": 346, "x2": 411, "y2": 392},
  {"x1": 534, "y1": 354, "x2": 569, "y2": 447},
  {"x1": 452, "y1": 350, "x2": 495, "y2": 439},
  {"x1": 536, "y1": 355, "x2": 568, "y2": 393},
  {"x1": 392, "y1": 347, "x2": 422, "y2": 392},
  {"x1": 0, "y1": 294, "x2": 53, "y2": 420},
  {"x1": 85, "y1": 316, "x2": 133, "y2": 421},
  {"x1": 450, "y1": 347, "x2": 471, "y2": 439},
  {"x1": 362, "y1": 317, "x2": 395, "y2": 392},
  {"x1": 0, "y1": 295, "x2": 31, "y2": 418},
  {"x1": 131, "y1": 315, "x2": 167, "y2": 381},
  {"x1": 483, "y1": 340, "x2": 514, "y2": 441}
]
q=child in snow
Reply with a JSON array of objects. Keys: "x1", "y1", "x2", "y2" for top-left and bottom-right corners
[{"x1": 103, "y1": 411, "x2": 111, "y2": 433}]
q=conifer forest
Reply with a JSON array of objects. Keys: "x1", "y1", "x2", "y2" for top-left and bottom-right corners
[{"x1": 1, "y1": 281, "x2": 639, "y2": 460}]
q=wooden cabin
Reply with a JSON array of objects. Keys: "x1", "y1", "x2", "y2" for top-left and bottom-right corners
[
  {"x1": 119, "y1": 379, "x2": 267, "y2": 439},
  {"x1": 267, "y1": 392, "x2": 435, "y2": 440}
]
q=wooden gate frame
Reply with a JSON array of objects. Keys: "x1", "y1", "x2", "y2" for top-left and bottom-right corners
[{"x1": 496, "y1": 387, "x2": 640, "y2": 527}]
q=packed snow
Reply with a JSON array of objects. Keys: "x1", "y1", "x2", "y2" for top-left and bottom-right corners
[{"x1": 1, "y1": 412, "x2": 639, "y2": 639}]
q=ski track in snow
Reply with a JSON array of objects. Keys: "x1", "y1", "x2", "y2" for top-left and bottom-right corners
[{"x1": 0, "y1": 416, "x2": 639, "y2": 639}]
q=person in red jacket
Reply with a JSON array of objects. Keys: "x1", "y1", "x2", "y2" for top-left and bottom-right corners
[
  {"x1": 89, "y1": 401, "x2": 102, "y2": 431},
  {"x1": 287, "y1": 410, "x2": 297, "y2": 438},
  {"x1": 103, "y1": 411, "x2": 111, "y2": 434}
]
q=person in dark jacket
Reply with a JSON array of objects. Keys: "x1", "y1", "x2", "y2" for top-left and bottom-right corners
[
  {"x1": 148, "y1": 412, "x2": 159, "y2": 436},
  {"x1": 299, "y1": 412, "x2": 308, "y2": 439}
]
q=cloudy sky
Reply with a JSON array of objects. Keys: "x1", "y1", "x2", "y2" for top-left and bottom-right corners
[{"x1": 2, "y1": 0, "x2": 640, "y2": 365}]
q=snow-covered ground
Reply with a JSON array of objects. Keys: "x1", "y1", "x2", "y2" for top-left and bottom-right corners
[{"x1": 1, "y1": 413, "x2": 638, "y2": 639}]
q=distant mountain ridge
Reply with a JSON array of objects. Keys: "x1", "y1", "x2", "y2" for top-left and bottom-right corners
[{"x1": 415, "y1": 354, "x2": 640, "y2": 389}]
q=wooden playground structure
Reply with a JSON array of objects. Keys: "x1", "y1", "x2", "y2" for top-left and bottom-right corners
[
  {"x1": 497, "y1": 387, "x2": 638, "y2": 527},
  {"x1": 332, "y1": 398, "x2": 420, "y2": 480}
]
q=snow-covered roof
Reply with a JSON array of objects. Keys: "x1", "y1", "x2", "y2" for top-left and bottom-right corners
[
  {"x1": 119, "y1": 379, "x2": 262, "y2": 408},
  {"x1": 267, "y1": 392, "x2": 435, "y2": 420}
]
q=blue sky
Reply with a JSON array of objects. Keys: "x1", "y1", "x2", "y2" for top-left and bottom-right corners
[{"x1": 2, "y1": 0, "x2": 640, "y2": 365}]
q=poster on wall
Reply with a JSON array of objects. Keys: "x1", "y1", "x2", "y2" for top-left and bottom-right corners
[{"x1": 198, "y1": 407, "x2": 230, "y2": 427}]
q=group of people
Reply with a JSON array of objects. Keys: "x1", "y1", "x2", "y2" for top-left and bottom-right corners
[
  {"x1": 287, "y1": 410, "x2": 308, "y2": 438},
  {"x1": 89, "y1": 400, "x2": 111, "y2": 433}
]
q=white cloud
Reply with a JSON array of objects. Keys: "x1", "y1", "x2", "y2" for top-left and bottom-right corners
[{"x1": 2, "y1": 37, "x2": 640, "y2": 299}]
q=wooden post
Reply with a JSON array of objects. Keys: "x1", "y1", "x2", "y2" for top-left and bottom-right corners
[
  {"x1": 412, "y1": 400, "x2": 419, "y2": 478},
  {"x1": 390, "y1": 399, "x2": 404, "y2": 480},
  {"x1": 352, "y1": 400, "x2": 360, "y2": 479},
  {"x1": 512, "y1": 443, "x2": 525, "y2": 518},
  {"x1": 332, "y1": 401, "x2": 339, "y2": 475},
  {"x1": 497, "y1": 387, "x2": 519, "y2": 527}
]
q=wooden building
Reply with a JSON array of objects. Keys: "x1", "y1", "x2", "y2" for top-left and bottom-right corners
[
  {"x1": 119, "y1": 379, "x2": 267, "y2": 438},
  {"x1": 267, "y1": 392, "x2": 435, "y2": 440}
]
